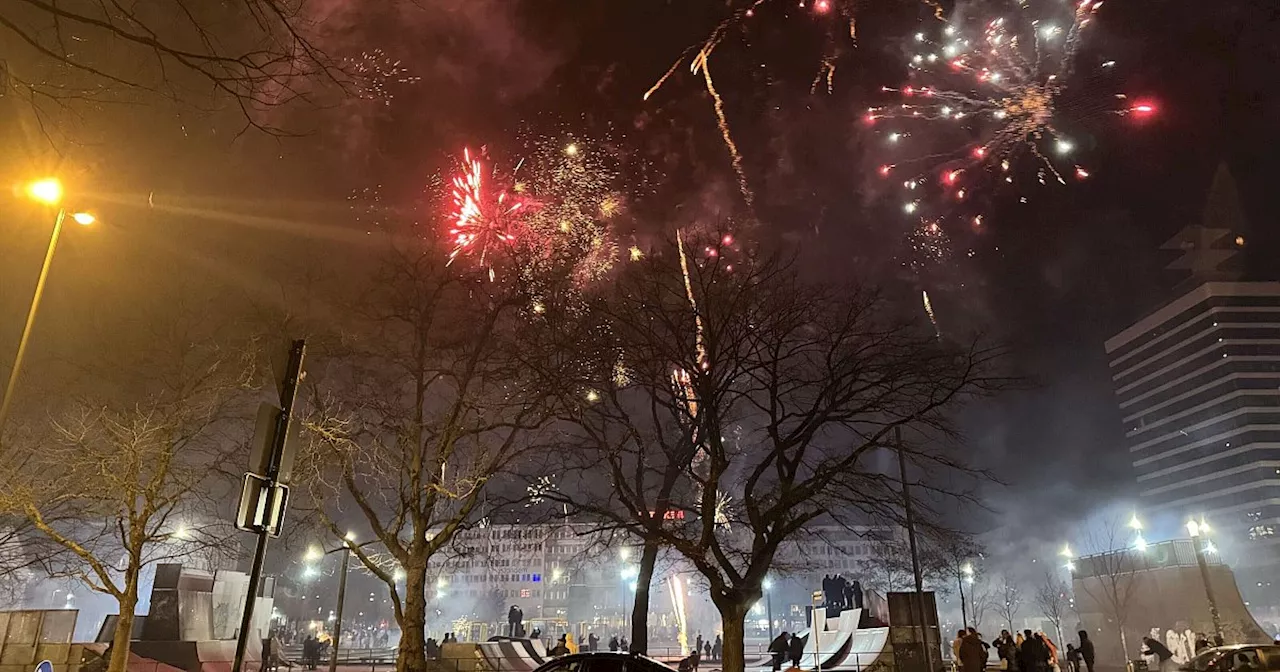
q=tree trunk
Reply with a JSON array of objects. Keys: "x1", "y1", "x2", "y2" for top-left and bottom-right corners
[
  {"x1": 718, "y1": 602, "x2": 750, "y2": 672},
  {"x1": 397, "y1": 569, "x2": 428, "y2": 672},
  {"x1": 629, "y1": 539, "x2": 660, "y2": 654},
  {"x1": 106, "y1": 591, "x2": 138, "y2": 672}
]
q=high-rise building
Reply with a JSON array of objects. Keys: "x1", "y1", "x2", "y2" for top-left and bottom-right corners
[{"x1": 1104, "y1": 165, "x2": 1280, "y2": 609}]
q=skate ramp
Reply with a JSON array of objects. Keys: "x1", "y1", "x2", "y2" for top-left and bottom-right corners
[
  {"x1": 1073, "y1": 540, "x2": 1271, "y2": 665},
  {"x1": 748, "y1": 608, "x2": 890, "y2": 671},
  {"x1": 477, "y1": 637, "x2": 549, "y2": 672}
]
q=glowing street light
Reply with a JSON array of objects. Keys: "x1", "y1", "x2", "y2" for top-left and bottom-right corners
[
  {"x1": 305, "y1": 546, "x2": 324, "y2": 562},
  {"x1": 1128, "y1": 514, "x2": 1143, "y2": 531},
  {"x1": 24, "y1": 178, "x2": 63, "y2": 205},
  {"x1": 0, "y1": 179, "x2": 97, "y2": 440}
]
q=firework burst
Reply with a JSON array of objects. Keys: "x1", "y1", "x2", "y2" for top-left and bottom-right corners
[
  {"x1": 343, "y1": 49, "x2": 420, "y2": 104},
  {"x1": 447, "y1": 148, "x2": 537, "y2": 281},
  {"x1": 869, "y1": 0, "x2": 1151, "y2": 224}
]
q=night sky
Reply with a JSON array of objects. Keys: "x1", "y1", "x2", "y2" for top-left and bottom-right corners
[{"x1": 2, "y1": 0, "x2": 1279, "y2": 538}]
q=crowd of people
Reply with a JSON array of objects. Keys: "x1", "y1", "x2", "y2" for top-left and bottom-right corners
[
  {"x1": 950, "y1": 627, "x2": 1096, "y2": 672},
  {"x1": 821, "y1": 575, "x2": 864, "y2": 611}
]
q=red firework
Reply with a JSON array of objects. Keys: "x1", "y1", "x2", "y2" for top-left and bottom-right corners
[{"x1": 448, "y1": 148, "x2": 533, "y2": 276}]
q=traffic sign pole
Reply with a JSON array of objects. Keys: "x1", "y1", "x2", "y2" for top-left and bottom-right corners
[{"x1": 232, "y1": 339, "x2": 305, "y2": 672}]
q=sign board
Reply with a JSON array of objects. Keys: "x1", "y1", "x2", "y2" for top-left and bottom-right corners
[
  {"x1": 248, "y1": 402, "x2": 299, "y2": 485},
  {"x1": 813, "y1": 590, "x2": 825, "y2": 602},
  {"x1": 235, "y1": 473, "x2": 289, "y2": 537},
  {"x1": 36, "y1": 661, "x2": 52, "y2": 672}
]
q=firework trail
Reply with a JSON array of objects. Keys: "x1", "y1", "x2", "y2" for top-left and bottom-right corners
[
  {"x1": 645, "y1": 0, "x2": 860, "y2": 208},
  {"x1": 669, "y1": 575, "x2": 690, "y2": 654},
  {"x1": 676, "y1": 229, "x2": 708, "y2": 370},
  {"x1": 869, "y1": 0, "x2": 1156, "y2": 223},
  {"x1": 696, "y1": 52, "x2": 754, "y2": 207},
  {"x1": 922, "y1": 289, "x2": 941, "y2": 339}
]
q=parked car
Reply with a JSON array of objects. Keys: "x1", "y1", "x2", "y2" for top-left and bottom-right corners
[
  {"x1": 1182, "y1": 645, "x2": 1280, "y2": 672},
  {"x1": 533, "y1": 652, "x2": 675, "y2": 672}
]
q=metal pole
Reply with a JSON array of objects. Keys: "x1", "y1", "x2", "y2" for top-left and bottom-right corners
[
  {"x1": 897, "y1": 427, "x2": 934, "y2": 672},
  {"x1": 330, "y1": 548, "x2": 351, "y2": 672},
  {"x1": 812, "y1": 593, "x2": 821, "y2": 671},
  {"x1": 232, "y1": 340, "x2": 306, "y2": 672},
  {"x1": 1191, "y1": 538, "x2": 1223, "y2": 640},
  {"x1": 0, "y1": 208, "x2": 65, "y2": 440},
  {"x1": 767, "y1": 587, "x2": 774, "y2": 642}
]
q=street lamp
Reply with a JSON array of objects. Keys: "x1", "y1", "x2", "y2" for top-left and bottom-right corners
[
  {"x1": 325, "y1": 532, "x2": 356, "y2": 672},
  {"x1": 1187, "y1": 519, "x2": 1224, "y2": 641},
  {"x1": 763, "y1": 578, "x2": 775, "y2": 641},
  {"x1": 0, "y1": 178, "x2": 96, "y2": 440},
  {"x1": 620, "y1": 565, "x2": 638, "y2": 635},
  {"x1": 958, "y1": 563, "x2": 975, "y2": 629}
]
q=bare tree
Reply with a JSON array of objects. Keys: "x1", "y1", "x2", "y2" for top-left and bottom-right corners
[
  {"x1": 857, "y1": 539, "x2": 917, "y2": 594},
  {"x1": 297, "y1": 236, "x2": 583, "y2": 672},
  {"x1": 969, "y1": 575, "x2": 995, "y2": 630},
  {"x1": 543, "y1": 238, "x2": 1008, "y2": 672},
  {"x1": 996, "y1": 573, "x2": 1023, "y2": 632},
  {"x1": 1036, "y1": 569, "x2": 1071, "y2": 654},
  {"x1": 1075, "y1": 518, "x2": 1145, "y2": 661},
  {"x1": 931, "y1": 533, "x2": 984, "y2": 629},
  {"x1": 0, "y1": 339, "x2": 255, "y2": 672},
  {"x1": 0, "y1": 0, "x2": 342, "y2": 137}
]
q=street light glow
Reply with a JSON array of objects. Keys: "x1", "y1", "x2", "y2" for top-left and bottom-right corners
[
  {"x1": 1128, "y1": 514, "x2": 1143, "y2": 531},
  {"x1": 344, "y1": 531, "x2": 357, "y2": 542},
  {"x1": 961, "y1": 563, "x2": 974, "y2": 576},
  {"x1": 1187, "y1": 519, "x2": 1202, "y2": 537},
  {"x1": 1134, "y1": 534, "x2": 1148, "y2": 551},
  {"x1": 305, "y1": 546, "x2": 323, "y2": 562},
  {"x1": 763, "y1": 578, "x2": 773, "y2": 591},
  {"x1": 1059, "y1": 544, "x2": 1073, "y2": 559},
  {"x1": 24, "y1": 178, "x2": 63, "y2": 205},
  {"x1": 71, "y1": 212, "x2": 95, "y2": 225}
]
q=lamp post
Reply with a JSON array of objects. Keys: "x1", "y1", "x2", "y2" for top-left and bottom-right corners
[
  {"x1": 958, "y1": 563, "x2": 974, "y2": 629},
  {"x1": 621, "y1": 564, "x2": 638, "y2": 636},
  {"x1": 312, "y1": 532, "x2": 355, "y2": 672},
  {"x1": 0, "y1": 178, "x2": 95, "y2": 440},
  {"x1": 1186, "y1": 520, "x2": 1223, "y2": 641},
  {"x1": 763, "y1": 578, "x2": 775, "y2": 641}
]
